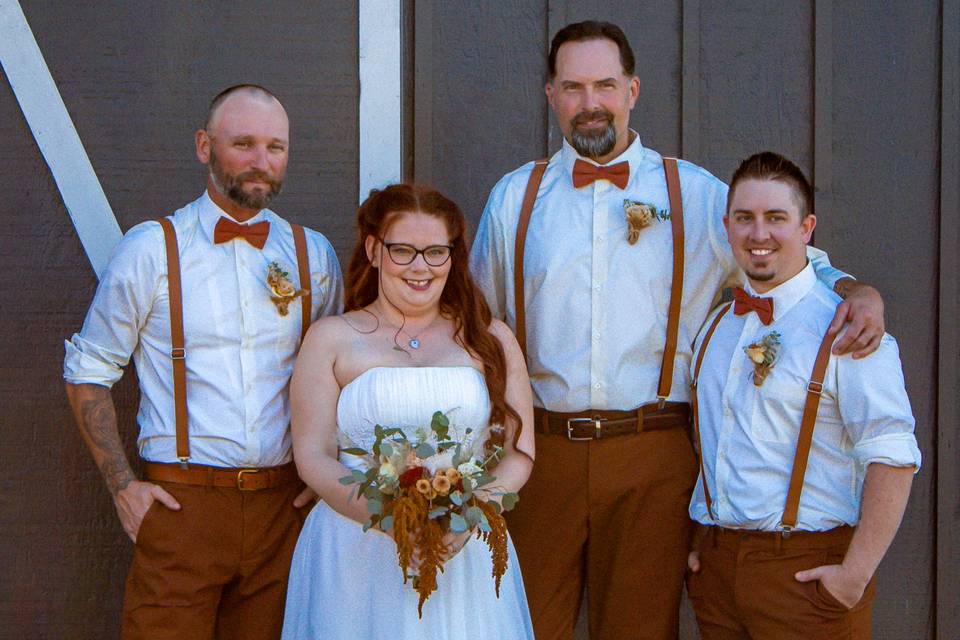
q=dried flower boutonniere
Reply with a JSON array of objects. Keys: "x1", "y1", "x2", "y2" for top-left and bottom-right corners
[
  {"x1": 744, "y1": 331, "x2": 781, "y2": 386},
  {"x1": 267, "y1": 261, "x2": 303, "y2": 316},
  {"x1": 623, "y1": 199, "x2": 670, "y2": 245}
]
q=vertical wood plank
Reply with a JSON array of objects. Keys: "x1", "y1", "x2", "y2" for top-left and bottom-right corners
[
  {"x1": 813, "y1": 0, "x2": 832, "y2": 222},
  {"x1": 681, "y1": 0, "x2": 700, "y2": 160},
  {"x1": 937, "y1": 1, "x2": 959, "y2": 637},
  {"x1": 413, "y1": 0, "x2": 433, "y2": 186},
  {"x1": 546, "y1": 0, "x2": 565, "y2": 154}
]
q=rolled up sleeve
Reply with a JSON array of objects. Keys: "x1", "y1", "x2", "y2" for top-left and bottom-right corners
[
  {"x1": 838, "y1": 335, "x2": 922, "y2": 471},
  {"x1": 63, "y1": 222, "x2": 162, "y2": 388}
]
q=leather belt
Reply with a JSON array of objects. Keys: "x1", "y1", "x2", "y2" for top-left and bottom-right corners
[
  {"x1": 695, "y1": 523, "x2": 854, "y2": 552},
  {"x1": 534, "y1": 402, "x2": 690, "y2": 440},
  {"x1": 144, "y1": 461, "x2": 299, "y2": 491}
]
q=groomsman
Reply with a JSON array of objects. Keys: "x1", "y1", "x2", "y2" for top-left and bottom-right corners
[
  {"x1": 686, "y1": 151, "x2": 920, "y2": 639},
  {"x1": 64, "y1": 85, "x2": 343, "y2": 639},
  {"x1": 470, "y1": 20, "x2": 888, "y2": 640}
]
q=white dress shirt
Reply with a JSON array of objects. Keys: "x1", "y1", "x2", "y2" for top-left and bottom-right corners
[
  {"x1": 688, "y1": 263, "x2": 921, "y2": 531},
  {"x1": 64, "y1": 192, "x2": 344, "y2": 468},
  {"x1": 469, "y1": 134, "x2": 848, "y2": 411}
]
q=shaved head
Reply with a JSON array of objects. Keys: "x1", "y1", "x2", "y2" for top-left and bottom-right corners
[{"x1": 204, "y1": 84, "x2": 284, "y2": 132}]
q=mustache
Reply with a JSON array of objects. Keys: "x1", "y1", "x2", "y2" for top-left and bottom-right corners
[
  {"x1": 571, "y1": 109, "x2": 614, "y2": 127},
  {"x1": 236, "y1": 169, "x2": 281, "y2": 189}
]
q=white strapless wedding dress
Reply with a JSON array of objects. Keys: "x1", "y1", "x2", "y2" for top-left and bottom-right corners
[{"x1": 281, "y1": 366, "x2": 535, "y2": 639}]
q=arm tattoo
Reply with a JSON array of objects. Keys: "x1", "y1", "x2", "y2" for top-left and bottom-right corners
[{"x1": 74, "y1": 386, "x2": 135, "y2": 496}]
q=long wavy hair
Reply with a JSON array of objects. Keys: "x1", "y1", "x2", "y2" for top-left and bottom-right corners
[{"x1": 345, "y1": 184, "x2": 525, "y2": 456}]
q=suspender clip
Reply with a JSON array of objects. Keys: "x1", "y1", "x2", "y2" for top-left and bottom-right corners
[
  {"x1": 178, "y1": 456, "x2": 190, "y2": 470},
  {"x1": 779, "y1": 524, "x2": 794, "y2": 539},
  {"x1": 806, "y1": 380, "x2": 823, "y2": 395},
  {"x1": 171, "y1": 348, "x2": 186, "y2": 360},
  {"x1": 656, "y1": 396, "x2": 667, "y2": 410}
]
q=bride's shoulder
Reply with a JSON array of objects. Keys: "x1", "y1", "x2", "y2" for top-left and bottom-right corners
[
  {"x1": 302, "y1": 311, "x2": 374, "y2": 351},
  {"x1": 486, "y1": 318, "x2": 521, "y2": 352}
]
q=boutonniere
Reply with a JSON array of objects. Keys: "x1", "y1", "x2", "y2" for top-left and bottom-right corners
[
  {"x1": 623, "y1": 199, "x2": 670, "y2": 245},
  {"x1": 267, "y1": 261, "x2": 303, "y2": 316},
  {"x1": 744, "y1": 331, "x2": 781, "y2": 386}
]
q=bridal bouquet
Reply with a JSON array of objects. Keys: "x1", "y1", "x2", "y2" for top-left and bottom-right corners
[{"x1": 339, "y1": 411, "x2": 519, "y2": 616}]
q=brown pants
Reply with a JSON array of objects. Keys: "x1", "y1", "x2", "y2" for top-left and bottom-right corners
[
  {"x1": 686, "y1": 524, "x2": 876, "y2": 640},
  {"x1": 121, "y1": 477, "x2": 308, "y2": 640},
  {"x1": 506, "y1": 427, "x2": 699, "y2": 640}
]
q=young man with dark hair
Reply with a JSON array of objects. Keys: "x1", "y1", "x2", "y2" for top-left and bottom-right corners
[
  {"x1": 686, "y1": 151, "x2": 919, "y2": 639},
  {"x1": 64, "y1": 85, "x2": 343, "y2": 638},
  {"x1": 470, "y1": 21, "x2": 888, "y2": 640}
]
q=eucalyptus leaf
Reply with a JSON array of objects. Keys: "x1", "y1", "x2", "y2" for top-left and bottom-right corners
[
  {"x1": 380, "y1": 441, "x2": 394, "y2": 458},
  {"x1": 338, "y1": 474, "x2": 355, "y2": 485},
  {"x1": 465, "y1": 505, "x2": 484, "y2": 526},
  {"x1": 449, "y1": 491, "x2": 464, "y2": 506},
  {"x1": 352, "y1": 470, "x2": 367, "y2": 482},
  {"x1": 379, "y1": 515, "x2": 394, "y2": 531},
  {"x1": 367, "y1": 499, "x2": 382, "y2": 515},
  {"x1": 415, "y1": 443, "x2": 436, "y2": 458},
  {"x1": 428, "y1": 507, "x2": 448, "y2": 520},
  {"x1": 450, "y1": 513, "x2": 469, "y2": 534},
  {"x1": 475, "y1": 473, "x2": 495, "y2": 487},
  {"x1": 340, "y1": 447, "x2": 369, "y2": 456},
  {"x1": 478, "y1": 519, "x2": 492, "y2": 533},
  {"x1": 500, "y1": 492, "x2": 519, "y2": 511}
]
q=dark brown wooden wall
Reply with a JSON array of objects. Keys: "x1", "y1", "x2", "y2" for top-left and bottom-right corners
[
  {"x1": 0, "y1": 2, "x2": 358, "y2": 638},
  {"x1": 413, "y1": 1, "x2": 958, "y2": 639},
  {"x1": 1, "y1": 1, "x2": 956, "y2": 638}
]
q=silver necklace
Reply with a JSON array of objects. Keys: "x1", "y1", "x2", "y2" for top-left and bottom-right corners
[{"x1": 377, "y1": 310, "x2": 439, "y2": 351}]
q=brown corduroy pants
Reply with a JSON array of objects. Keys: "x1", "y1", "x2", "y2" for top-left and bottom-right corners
[
  {"x1": 121, "y1": 477, "x2": 308, "y2": 640},
  {"x1": 686, "y1": 524, "x2": 876, "y2": 640},
  {"x1": 506, "y1": 427, "x2": 699, "y2": 640}
]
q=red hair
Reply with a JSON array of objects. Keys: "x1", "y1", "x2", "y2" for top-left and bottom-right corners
[{"x1": 345, "y1": 184, "x2": 525, "y2": 456}]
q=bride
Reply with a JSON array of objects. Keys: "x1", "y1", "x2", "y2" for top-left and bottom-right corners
[{"x1": 281, "y1": 184, "x2": 536, "y2": 639}]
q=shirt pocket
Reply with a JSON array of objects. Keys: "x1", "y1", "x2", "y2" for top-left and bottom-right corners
[{"x1": 749, "y1": 368, "x2": 807, "y2": 444}]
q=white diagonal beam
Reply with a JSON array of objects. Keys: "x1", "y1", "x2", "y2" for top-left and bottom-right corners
[
  {"x1": 0, "y1": 0, "x2": 122, "y2": 279},
  {"x1": 359, "y1": 0, "x2": 402, "y2": 202}
]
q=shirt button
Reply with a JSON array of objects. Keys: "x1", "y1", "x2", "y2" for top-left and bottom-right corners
[
  {"x1": 594, "y1": 382, "x2": 602, "y2": 389},
  {"x1": 596, "y1": 236, "x2": 604, "y2": 243},
  {"x1": 723, "y1": 407, "x2": 732, "y2": 417},
  {"x1": 595, "y1": 284, "x2": 601, "y2": 291},
  {"x1": 593, "y1": 332, "x2": 601, "y2": 341}
]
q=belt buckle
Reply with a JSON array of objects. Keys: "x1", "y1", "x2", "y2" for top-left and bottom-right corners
[
  {"x1": 237, "y1": 468, "x2": 260, "y2": 491},
  {"x1": 567, "y1": 417, "x2": 603, "y2": 441}
]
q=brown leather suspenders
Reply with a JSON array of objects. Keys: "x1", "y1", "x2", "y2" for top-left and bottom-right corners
[
  {"x1": 658, "y1": 158, "x2": 685, "y2": 406},
  {"x1": 513, "y1": 157, "x2": 685, "y2": 407},
  {"x1": 513, "y1": 159, "x2": 549, "y2": 359},
  {"x1": 157, "y1": 218, "x2": 312, "y2": 466},
  {"x1": 780, "y1": 330, "x2": 835, "y2": 533},
  {"x1": 290, "y1": 223, "x2": 312, "y2": 343},
  {"x1": 158, "y1": 219, "x2": 190, "y2": 467},
  {"x1": 690, "y1": 308, "x2": 836, "y2": 533},
  {"x1": 690, "y1": 303, "x2": 732, "y2": 520}
]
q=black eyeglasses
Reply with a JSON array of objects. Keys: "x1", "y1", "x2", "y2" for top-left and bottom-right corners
[{"x1": 381, "y1": 241, "x2": 454, "y2": 266}]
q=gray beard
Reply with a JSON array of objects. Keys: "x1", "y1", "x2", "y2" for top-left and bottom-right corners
[{"x1": 570, "y1": 123, "x2": 617, "y2": 160}]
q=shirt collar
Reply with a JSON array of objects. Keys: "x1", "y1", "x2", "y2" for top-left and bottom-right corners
[
  {"x1": 560, "y1": 129, "x2": 646, "y2": 184},
  {"x1": 744, "y1": 260, "x2": 817, "y2": 322},
  {"x1": 198, "y1": 190, "x2": 271, "y2": 245}
]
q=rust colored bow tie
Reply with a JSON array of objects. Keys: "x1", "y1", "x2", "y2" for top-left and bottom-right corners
[
  {"x1": 213, "y1": 217, "x2": 270, "y2": 249},
  {"x1": 572, "y1": 159, "x2": 630, "y2": 190},
  {"x1": 732, "y1": 287, "x2": 775, "y2": 325}
]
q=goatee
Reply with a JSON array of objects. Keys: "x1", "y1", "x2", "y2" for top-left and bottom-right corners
[{"x1": 569, "y1": 109, "x2": 617, "y2": 159}]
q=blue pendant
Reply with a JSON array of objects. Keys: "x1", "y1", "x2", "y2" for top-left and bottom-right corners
[{"x1": 409, "y1": 339, "x2": 421, "y2": 349}]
